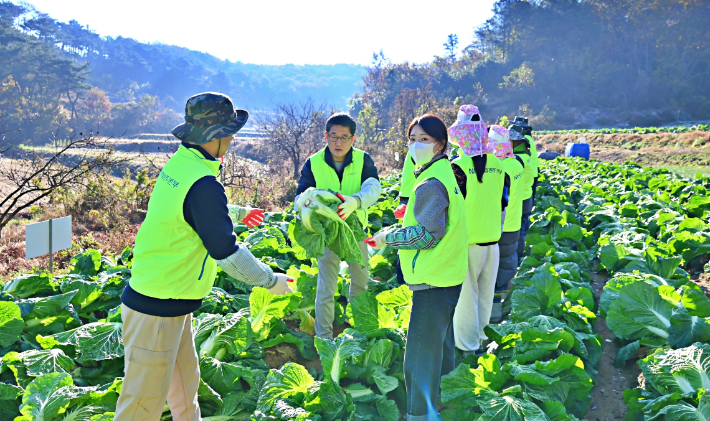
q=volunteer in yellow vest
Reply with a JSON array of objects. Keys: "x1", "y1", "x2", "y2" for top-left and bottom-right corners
[
  {"x1": 447, "y1": 106, "x2": 509, "y2": 356},
  {"x1": 487, "y1": 125, "x2": 525, "y2": 322},
  {"x1": 295, "y1": 113, "x2": 381, "y2": 340},
  {"x1": 116, "y1": 93, "x2": 293, "y2": 421},
  {"x1": 515, "y1": 116, "x2": 540, "y2": 203},
  {"x1": 510, "y1": 123, "x2": 534, "y2": 260},
  {"x1": 396, "y1": 150, "x2": 417, "y2": 215},
  {"x1": 367, "y1": 114, "x2": 468, "y2": 421},
  {"x1": 393, "y1": 151, "x2": 417, "y2": 284}
]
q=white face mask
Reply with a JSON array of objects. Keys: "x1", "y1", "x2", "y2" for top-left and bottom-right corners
[{"x1": 409, "y1": 141, "x2": 439, "y2": 165}]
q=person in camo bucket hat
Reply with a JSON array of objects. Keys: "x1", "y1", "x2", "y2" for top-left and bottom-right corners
[
  {"x1": 172, "y1": 92, "x2": 250, "y2": 145},
  {"x1": 115, "y1": 92, "x2": 292, "y2": 421}
]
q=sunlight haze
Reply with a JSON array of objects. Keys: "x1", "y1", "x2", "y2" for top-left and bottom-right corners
[{"x1": 15, "y1": 0, "x2": 496, "y2": 65}]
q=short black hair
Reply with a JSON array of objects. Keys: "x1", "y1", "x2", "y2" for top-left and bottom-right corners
[{"x1": 326, "y1": 113, "x2": 357, "y2": 136}]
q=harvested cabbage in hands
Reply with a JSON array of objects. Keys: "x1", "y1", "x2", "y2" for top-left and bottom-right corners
[{"x1": 290, "y1": 188, "x2": 367, "y2": 267}]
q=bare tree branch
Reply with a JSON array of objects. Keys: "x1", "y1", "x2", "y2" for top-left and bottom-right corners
[
  {"x1": 0, "y1": 131, "x2": 129, "y2": 238},
  {"x1": 254, "y1": 98, "x2": 331, "y2": 180}
]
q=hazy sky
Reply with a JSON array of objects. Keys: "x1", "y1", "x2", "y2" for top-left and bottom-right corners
[{"x1": 15, "y1": 0, "x2": 497, "y2": 65}]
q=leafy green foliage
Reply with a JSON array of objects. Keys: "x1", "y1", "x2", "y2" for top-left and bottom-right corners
[
  {"x1": 5, "y1": 160, "x2": 710, "y2": 420},
  {"x1": 292, "y1": 188, "x2": 368, "y2": 267}
]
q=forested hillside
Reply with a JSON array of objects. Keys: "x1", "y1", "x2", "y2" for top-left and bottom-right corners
[
  {"x1": 1, "y1": 0, "x2": 707, "y2": 147},
  {"x1": 352, "y1": 0, "x2": 710, "y2": 154},
  {"x1": 0, "y1": 2, "x2": 365, "y2": 144}
]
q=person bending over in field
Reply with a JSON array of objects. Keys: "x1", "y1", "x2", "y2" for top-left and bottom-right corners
[{"x1": 115, "y1": 92, "x2": 292, "y2": 421}]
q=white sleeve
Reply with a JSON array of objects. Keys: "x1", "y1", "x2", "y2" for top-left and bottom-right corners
[{"x1": 353, "y1": 177, "x2": 382, "y2": 210}]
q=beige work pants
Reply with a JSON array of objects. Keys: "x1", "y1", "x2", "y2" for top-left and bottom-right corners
[
  {"x1": 453, "y1": 244, "x2": 500, "y2": 352},
  {"x1": 315, "y1": 242, "x2": 370, "y2": 339},
  {"x1": 114, "y1": 304, "x2": 201, "y2": 421}
]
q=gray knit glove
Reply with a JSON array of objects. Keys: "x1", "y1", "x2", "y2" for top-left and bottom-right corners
[
  {"x1": 216, "y1": 245, "x2": 277, "y2": 289},
  {"x1": 227, "y1": 205, "x2": 251, "y2": 224}
]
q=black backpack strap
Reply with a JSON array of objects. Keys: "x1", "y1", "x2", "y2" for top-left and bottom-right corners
[{"x1": 515, "y1": 155, "x2": 525, "y2": 168}]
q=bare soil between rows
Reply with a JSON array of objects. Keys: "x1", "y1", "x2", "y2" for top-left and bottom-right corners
[
  {"x1": 537, "y1": 131, "x2": 710, "y2": 170},
  {"x1": 585, "y1": 270, "x2": 641, "y2": 421}
]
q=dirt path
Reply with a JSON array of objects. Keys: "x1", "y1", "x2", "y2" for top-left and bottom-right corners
[{"x1": 586, "y1": 270, "x2": 640, "y2": 420}]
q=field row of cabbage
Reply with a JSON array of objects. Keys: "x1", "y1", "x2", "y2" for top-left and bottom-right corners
[
  {"x1": 540, "y1": 159, "x2": 710, "y2": 420},
  {"x1": 0, "y1": 158, "x2": 709, "y2": 420},
  {"x1": 536, "y1": 125, "x2": 710, "y2": 135}
]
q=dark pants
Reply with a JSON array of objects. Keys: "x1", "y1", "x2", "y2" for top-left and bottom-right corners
[
  {"x1": 404, "y1": 284, "x2": 461, "y2": 420},
  {"x1": 494, "y1": 230, "x2": 520, "y2": 301},
  {"x1": 517, "y1": 198, "x2": 533, "y2": 259},
  {"x1": 531, "y1": 176, "x2": 540, "y2": 204},
  {"x1": 396, "y1": 256, "x2": 405, "y2": 285}
]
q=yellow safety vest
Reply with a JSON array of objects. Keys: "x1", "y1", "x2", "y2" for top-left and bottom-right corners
[
  {"x1": 309, "y1": 147, "x2": 368, "y2": 228},
  {"x1": 400, "y1": 151, "x2": 417, "y2": 199},
  {"x1": 451, "y1": 154, "x2": 506, "y2": 244},
  {"x1": 130, "y1": 145, "x2": 221, "y2": 300},
  {"x1": 399, "y1": 159, "x2": 468, "y2": 287},
  {"x1": 526, "y1": 135, "x2": 539, "y2": 177},
  {"x1": 515, "y1": 150, "x2": 534, "y2": 200},
  {"x1": 502, "y1": 157, "x2": 525, "y2": 232}
]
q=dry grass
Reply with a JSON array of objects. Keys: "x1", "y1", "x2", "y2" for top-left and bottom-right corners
[
  {"x1": 0, "y1": 201, "x2": 139, "y2": 282},
  {"x1": 0, "y1": 219, "x2": 138, "y2": 282}
]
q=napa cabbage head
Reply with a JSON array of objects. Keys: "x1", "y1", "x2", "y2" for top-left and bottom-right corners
[{"x1": 291, "y1": 188, "x2": 367, "y2": 267}]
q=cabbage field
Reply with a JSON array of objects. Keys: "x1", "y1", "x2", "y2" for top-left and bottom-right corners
[
  {"x1": 536, "y1": 124, "x2": 710, "y2": 135},
  {"x1": 1, "y1": 158, "x2": 710, "y2": 420}
]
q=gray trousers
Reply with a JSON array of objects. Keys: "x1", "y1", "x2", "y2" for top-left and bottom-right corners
[
  {"x1": 495, "y1": 230, "x2": 520, "y2": 296},
  {"x1": 517, "y1": 198, "x2": 534, "y2": 258},
  {"x1": 315, "y1": 242, "x2": 369, "y2": 339}
]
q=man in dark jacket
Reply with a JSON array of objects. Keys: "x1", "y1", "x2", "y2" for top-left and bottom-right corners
[
  {"x1": 295, "y1": 113, "x2": 381, "y2": 339},
  {"x1": 116, "y1": 93, "x2": 291, "y2": 421}
]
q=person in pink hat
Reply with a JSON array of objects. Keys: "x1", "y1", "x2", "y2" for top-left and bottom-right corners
[
  {"x1": 487, "y1": 125, "x2": 525, "y2": 322},
  {"x1": 448, "y1": 105, "x2": 510, "y2": 357}
]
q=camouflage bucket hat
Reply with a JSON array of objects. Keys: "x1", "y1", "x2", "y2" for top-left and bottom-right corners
[
  {"x1": 509, "y1": 124, "x2": 527, "y2": 142},
  {"x1": 171, "y1": 92, "x2": 249, "y2": 145}
]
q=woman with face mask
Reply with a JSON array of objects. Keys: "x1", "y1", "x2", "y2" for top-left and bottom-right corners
[{"x1": 366, "y1": 114, "x2": 468, "y2": 421}]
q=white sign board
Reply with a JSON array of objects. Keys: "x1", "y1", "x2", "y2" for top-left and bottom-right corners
[{"x1": 25, "y1": 216, "x2": 72, "y2": 259}]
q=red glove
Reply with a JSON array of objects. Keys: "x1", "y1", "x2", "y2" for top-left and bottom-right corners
[
  {"x1": 363, "y1": 237, "x2": 377, "y2": 247},
  {"x1": 241, "y1": 209, "x2": 265, "y2": 228},
  {"x1": 394, "y1": 204, "x2": 407, "y2": 219}
]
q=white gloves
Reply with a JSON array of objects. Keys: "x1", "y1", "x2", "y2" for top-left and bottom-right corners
[
  {"x1": 336, "y1": 193, "x2": 359, "y2": 220},
  {"x1": 267, "y1": 273, "x2": 294, "y2": 295},
  {"x1": 365, "y1": 230, "x2": 388, "y2": 250}
]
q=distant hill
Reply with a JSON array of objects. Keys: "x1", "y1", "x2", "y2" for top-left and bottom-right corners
[
  {"x1": 2, "y1": 2, "x2": 366, "y2": 110},
  {"x1": 0, "y1": 2, "x2": 367, "y2": 143}
]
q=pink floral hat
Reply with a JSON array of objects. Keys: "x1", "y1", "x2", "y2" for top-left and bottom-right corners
[
  {"x1": 448, "y1": 105, "x2": 492, "y2": 157},
  {"x1": 488, "y1": 125, "x2": 515, "y2": 159}
]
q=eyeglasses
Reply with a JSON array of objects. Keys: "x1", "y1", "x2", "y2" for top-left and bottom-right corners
[{"x1": 327, "y1": 134, "x2": 353, "y2": 143}]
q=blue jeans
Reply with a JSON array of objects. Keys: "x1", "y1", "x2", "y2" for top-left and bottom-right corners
[
  {"x1": 517, "y1": 198, "x2": 533, "y2": 259},
  {"x1": 404, "y1": 284, "x2": 461, "y2": 420}
]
